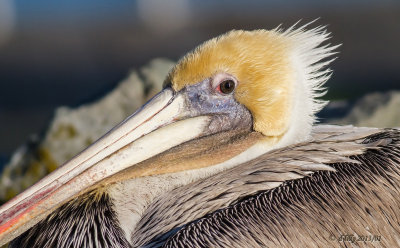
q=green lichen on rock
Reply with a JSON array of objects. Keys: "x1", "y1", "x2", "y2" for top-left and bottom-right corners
[
  {"x1": 0, "y1": 58, "x2": 174, "y2": 204},
  {"x1": 1, "y1": 58, "x2": 399, "y2": 205}
]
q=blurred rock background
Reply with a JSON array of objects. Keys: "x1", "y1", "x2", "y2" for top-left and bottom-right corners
[
  {"x1": 0, "y1": 0, "x2": 399, "y2": 203},
  {"x1": 0, "y1": 58, "x2": 175, "y2": 202}
]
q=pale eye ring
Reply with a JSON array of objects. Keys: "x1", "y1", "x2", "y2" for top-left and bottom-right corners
[{"x1": 217, "y1": 79, "x2": 236, "y2": 94}]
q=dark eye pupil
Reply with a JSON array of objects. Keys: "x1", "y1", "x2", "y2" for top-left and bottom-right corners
[{"x1": 220, "y1": 80, "x2": 235, "y2": 94}]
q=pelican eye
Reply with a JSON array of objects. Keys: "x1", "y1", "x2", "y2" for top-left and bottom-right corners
[{"x1": 218, "y1": 79, "x2": 236, "y2": 94}]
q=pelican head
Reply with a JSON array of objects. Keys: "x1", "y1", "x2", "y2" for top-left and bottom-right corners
[{"x1": 0, "y1": 23, "x2": 337, "y2": 246}]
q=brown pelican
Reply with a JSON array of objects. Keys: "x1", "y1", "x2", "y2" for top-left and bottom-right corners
[{"x1": 1, "y1": 23, "x2": 400, "y2": 247}]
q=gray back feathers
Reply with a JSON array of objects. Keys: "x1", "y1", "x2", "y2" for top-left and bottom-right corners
[
  {"x1": 9, "y1": 126, "x2": 400, "y2": 248},
  {"x1": 136, "y1": 126, "x2": 400, "y2": 247},
  {"x1": 10, "y1": 192, "x2": 130, "y2": 248}
]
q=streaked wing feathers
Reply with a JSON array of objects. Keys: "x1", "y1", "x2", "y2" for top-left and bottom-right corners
[{"x1": 134, "y1": 126, "x2": 400, "y2": 247}]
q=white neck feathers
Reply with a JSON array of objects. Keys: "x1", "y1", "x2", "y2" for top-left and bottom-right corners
[{"x1": 277, "y1": 23, "x2": 339, "y2": 147}]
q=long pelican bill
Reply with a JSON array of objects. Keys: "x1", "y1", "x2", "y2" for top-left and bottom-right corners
[
  {"x1": 0, "y1": 87, "x2": 218, "y2": 245},
  {"x1": 6, "y1": 24, "x2": 398, "y2": 248}
]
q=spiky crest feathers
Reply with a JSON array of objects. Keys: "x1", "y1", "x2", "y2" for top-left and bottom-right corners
[{"x1": 168, "y1": 23, "x2": 338, "y2": 145}]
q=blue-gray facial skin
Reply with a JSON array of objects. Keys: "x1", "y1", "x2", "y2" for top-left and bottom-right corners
[{"x1": 181, "y1": 77, "x2": 253, "y2": 135}]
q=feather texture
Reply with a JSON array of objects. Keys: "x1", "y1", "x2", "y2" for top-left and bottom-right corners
[
  {"x1": 10, "y1": 191, "x2": 130, "y2": 248},
  {"x1": 10, "y1": 126, "x2": 400, "y2": 248},
  {"x1": 167, "y1": 23, "x2": 338, "y2": 145},
  {"x1": 129, "y1": 126, "x2": 400, "y2": 247},
  {"x1": 162, "y1": 128, "x2": 400, "y2": 248}
]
